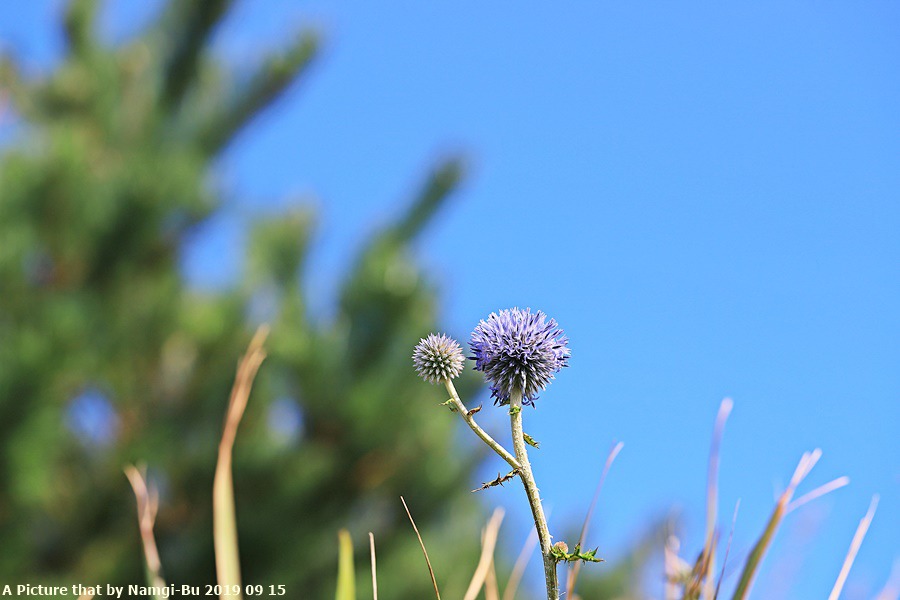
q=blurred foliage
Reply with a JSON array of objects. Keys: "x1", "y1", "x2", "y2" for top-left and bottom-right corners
[
  {"x1": 0, "y1": 1, "x2": 652, "y2": 598},
  {"x1": 0, "y1": 1, "x2": 485, "y2": 597}
]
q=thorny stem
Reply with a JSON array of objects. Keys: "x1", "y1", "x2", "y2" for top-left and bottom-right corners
[
  {"x1": 444, "y1": 379, "x2": 521, "y2": 471},
  {"x1": 509, "y1": 388, "x2": 558, "y2": 600}
]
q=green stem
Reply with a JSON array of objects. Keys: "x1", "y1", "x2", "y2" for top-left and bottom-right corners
[
  {"x1": 509, "y1": 389, "x2": 558, "y2": 600},
  {"x1": 444, "y1": 380, "x2": 521, "y2": 471}
]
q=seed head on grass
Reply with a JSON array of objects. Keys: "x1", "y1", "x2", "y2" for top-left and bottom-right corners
[
  {"x1": 413, "y1": 333, "x2": 466, "y2": 384},
  {"x1": 469, "y1": 307, "x2": 570, "y2": 405}
]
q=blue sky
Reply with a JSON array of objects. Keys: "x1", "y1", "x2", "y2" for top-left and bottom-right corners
[{"x1": 2, "y1": 2, "x2": 898, "y2": 598}]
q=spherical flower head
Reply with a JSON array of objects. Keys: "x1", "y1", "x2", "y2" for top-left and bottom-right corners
[
  {"x1": 413, "y1": 333, "x2": 466, "y2": 384},
  {"x1": 469, "y1": 307, "x2": 570, "y2": 406}
]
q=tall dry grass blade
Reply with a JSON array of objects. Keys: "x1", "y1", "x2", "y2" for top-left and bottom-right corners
[
  {"x1": 400, "y1": 496, "x2": 442, "y2": 600},
  {"x1": 684, "y1": 399, "x2": 732, "y2": 600},
  {"x1": 700, "y1": 399, "x2": 733, "y2": 599},
  {"x1": 214, "y1": 325, "x2": 269, "y2": 600},
  {"x1": 664, "y1": 527, "x2": 685, "y2": 600},
  {"x1": 731, "y1": 448, "x2": 822, "y2": 600},
  {"x1": 875, "y1": 559, "x2": 900, "y2": 600},
  {"x1": 828, "y1": 495, "x2": 879, "y2": 600},
  {"x1": 124, "y1": 464, "x2": 166, "y2": 597},
  {"x1": 566, "y1": 440, "x2": 624, "y2": 598},
  {"x1": 369, "y1": 532, "x2": 378, "y2": 600},
  {"x1": 336, "y1": 529, "x2": 356, "y2": 600},
  {"x1": 685, "y1": 536, "x2": 717, "y2": 600},
  {"x1": 503, "y1": 523, "x2": 540, "y2": 600},
  {"x1": 787, "y1": 476, "x2": 850, "y2": 513},
  {"x1": 465, "y1": 508, "x2": 505, "y2": 600},
  {"x1": 485, "y1": 559, "x2": 500, "y2": 600},
  {"x1": 714, "y1": 500, "x2": 740, "y2": 600}
]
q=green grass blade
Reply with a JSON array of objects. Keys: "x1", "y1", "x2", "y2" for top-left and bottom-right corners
[
  {"x1": 731, "y1": 449, "x2": 821, "y2": 600},
  {"x1": 336, "y1": 529, "x2": 356, "y2": 600},
  {"x1": 731, "y1": 499, "x2": 784, "y2": 600}
]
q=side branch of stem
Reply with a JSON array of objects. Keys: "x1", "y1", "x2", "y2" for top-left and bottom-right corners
[{"x1": 444, "y1": 380, "x2": 521, "y2": 471}]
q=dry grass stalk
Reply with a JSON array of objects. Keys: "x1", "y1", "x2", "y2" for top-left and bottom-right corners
[
  {"x1": 124, "y1": 464, "x2": 166, "y2": 590},
  {"x1": 214, "y1": 325, "x2": 269, "y2": 600},
  {"x1": 566, "y1": 440, "x2": 624, "y2": 598},
  {"x1": 400, "y1": 496, "x2": 442, "y2": 600},
  {"x1": 874, "y1": 559, "x2": 900, "y2": 600},
  {"x1": 503, "y1": 523, "x2": 540, "y2": 600},
  {"x1": 700, "y1": 399, "x2": 733, "y2": 598},
  {"x1": 828, "y1": 495, "x2": 879, "y2": 600},
  {"x1": 369, "y1": 532, "x2": 378, "y2": 600},
  {"x1": 485, "y1": 558, "x2": 500, "y2": 600},
  {"x1": 713, "y1": 500, "x2": 740, "y2": 599},
  {"x1": 465, "y1": 508, "x2": 505, "y2": 600},
  {"x1": 664, "y1": 529, "x2": 688, "y2": 600},
  {"x1": 681, "y1": 399, "x2": 732, "y2": 600},
  {"x1": 787, "y1": 476, "x2": 850, "y2": 514}
]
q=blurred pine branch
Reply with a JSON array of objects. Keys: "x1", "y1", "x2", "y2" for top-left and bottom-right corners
[{"x1": 0, "y1": 2, "x2": 484, "y2": 597}]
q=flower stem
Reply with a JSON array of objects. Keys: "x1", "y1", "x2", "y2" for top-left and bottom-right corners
[
  {"x1": 509, "y1": 388, "x2": 558, "y2": 600},
  {"x1": 444, "y1": 379, "x2": 521, "y2": 471}
]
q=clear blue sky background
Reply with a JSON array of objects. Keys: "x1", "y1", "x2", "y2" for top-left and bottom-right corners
[{"x1": 2, "y1": 2, "x2": 898, "y2": 598}]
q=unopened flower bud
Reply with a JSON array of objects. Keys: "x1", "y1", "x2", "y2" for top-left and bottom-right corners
[{"x1": 413, "y1": 333, "x2": 465, "y2": 384}]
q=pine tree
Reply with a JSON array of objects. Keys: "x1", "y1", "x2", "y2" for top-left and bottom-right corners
[{"x1": 0, "y1": 1, "x2": 485, "y2": 596}]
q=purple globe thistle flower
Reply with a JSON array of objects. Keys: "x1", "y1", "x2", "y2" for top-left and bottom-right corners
[
  {"x1": 469, "y1": 307, "x2": 570, "y2": 406},
  {"x1": 413, "y1": 333, "x2": 466, "y2": 384}
]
